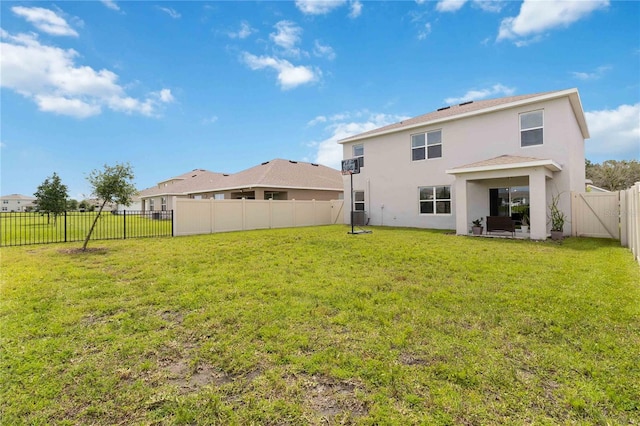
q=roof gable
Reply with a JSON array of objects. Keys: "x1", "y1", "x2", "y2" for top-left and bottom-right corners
[{"x1": 339, "y1": 88, "x2": 589, "y2": 144}]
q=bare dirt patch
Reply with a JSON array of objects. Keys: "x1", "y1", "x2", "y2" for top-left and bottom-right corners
[
  {"x1": 301, "y1": 374, "x2": 368, "y2": 422},
  {"x1": 59, "y1": 247, "x2": 108, "y2": 255},
  {"x1": 166, "y1": 360, "x2": 231, "y2": 393}
]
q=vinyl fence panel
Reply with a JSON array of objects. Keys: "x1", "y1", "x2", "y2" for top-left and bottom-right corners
[{"x1": 173, "y1": 198, "x2": 344, "y2": 237}]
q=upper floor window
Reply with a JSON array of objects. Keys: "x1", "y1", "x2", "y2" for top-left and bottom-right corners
[
  {"x1": 412, "y1": 130, "x2": 442, "y2": 161},
  {"x1": 419, "y1": 185, "x2": 451, "y2": 215},
  {"x1": 353, "y1": 144, "x2": 364, "y2": 168},
  {"x1": 520, "y1": 110, "x2": 543, "y2": 147},
  {"x1": 2, "y1": 200, "x2": 8, "y2": 204}
]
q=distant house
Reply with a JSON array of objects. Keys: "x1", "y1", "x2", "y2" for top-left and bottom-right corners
[
  {"x1": 339, "y1": 88, "x2": 589, "y2": 240},
  {"x1": 139, "y1": 159, "x2": 343, "y2": 211},
  {"x1": 0, "y1": 194, "x2": 36, "y2": 212},
  {"x1": 115, "y1": 195, "x2": 143, "y2": 212},
  {"x1": 586, "y1": 182, "x2": 611, "y2": 193}
]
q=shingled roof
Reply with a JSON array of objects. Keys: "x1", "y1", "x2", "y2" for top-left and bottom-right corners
[
  {"x1": 446, "y1": 155, "x2": 563, "y2": 174},
  {"x1": 339, "y1": 88, "x2": 589, "y2": 143},
  {"x1": 139, "y1": 159, "x2": 342, "y2": 197}
]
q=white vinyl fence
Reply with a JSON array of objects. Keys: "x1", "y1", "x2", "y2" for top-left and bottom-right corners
[
  {"x1": 173, "y1": 197, "x2": 344, "y2": 236},
  {"x1": 572, "y1": 183, "x2": 640, "y2": 265},
  {"x1": 621, "y1": 183, "x2": 640, "y2": 265}
]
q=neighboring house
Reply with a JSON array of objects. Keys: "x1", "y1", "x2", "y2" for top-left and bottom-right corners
[
  {"x1": 81, "y1": 198, "x2": 117, "y2": 211},
  {"x1": 139, "y1": 159, "x2": 343, "y2": 211},
  {"x1": 339, "y1": 88, "x2": 589, "y2": 240},
  {"x1": 116, "y1": 195, "x2": 143, "y2": 212},
  {"x1": 586, "y1": 183, "x2": 611, "y2": 193},
  {"x1": 0, "y1": 194, "x2": 36, "y2": 212}
]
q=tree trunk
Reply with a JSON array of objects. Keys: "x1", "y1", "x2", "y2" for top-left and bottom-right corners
[{"x1": 82, "y1": 201, "x2": 107, "y2": 251}]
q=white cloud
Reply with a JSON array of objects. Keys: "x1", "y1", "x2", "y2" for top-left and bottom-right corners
[
  {"x1": 313, "y1": 40, "x2": 336, "y2": 60},
  {"x1": 418, "y1": 23, "x2": 432, "y2": 40},
  {"x1": 349, "y1": 1, "x2": 363, "y2": 18},
  {"x1": 35, "y1": 95, "x2": 101, "y2": 118},
  {"x1": 309, "y1": 111, "x2": 409, "y2": 169},
  {"x1": 11, "y1": 6, "x2": 78, "y2": 37},
  {"x1": 242, "y1": 52, "x2": 319, "y2": 90},
  {"x1": 228, "y1": 21, "x2": 255, "y2": 39},
  {"x1": 307, "y1": 115, "x2": 327, "y2": 126},
  {"x1": 101, "y1": 0, "x2": 121, "y2": 11},
  {"x1": 155, "y1": 88, "x2": 174, "y2": 103},
  {"x1": 444, "y1": 84, "x2": 515, "y2": 104},
  {"x1": 158, "y1": 7, "x2": 181, "y2": 19},
  {"x1": 498, "y1": 0, "x2": 609, "y2": 44},
  {"x1": 295, "y1": 0, "x2": 347, "y2": 15},
  {"x1": 270, "y1": 21, "x2": 303, "y2": 56},
  {"x1": 571, "y1": 65, "x2": 611, "y2": 81},
  {"x1": 585, "y1": 104, "x2": 640, "y2": 161},
  {"x1": 434, "y1": 0, "x2": 504, "y2": 13},
  {"x1": 202, "y1": 115, "x2": 219, "y2": 124},
  {"x1": 0, "y1": 30, "x2": 173, "y2": 118},
  {"x1": 436, "y1": 0, "x2": 467, "y2": 12},
  {"x1": 473, "y1": 0, "x2": 504, "y2": 13}
]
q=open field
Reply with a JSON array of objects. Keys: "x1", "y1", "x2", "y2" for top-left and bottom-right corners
[
  {"x1": 1, "y1": 226, "x2": 639, "y2": 424},
  {"x1": 0, "y1": 211, "x2": 172, "y2": 247}
]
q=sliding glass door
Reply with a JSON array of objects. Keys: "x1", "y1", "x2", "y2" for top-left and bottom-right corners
[{"x1": 489, "y1": 186, "x2": 530, "y2": 223}]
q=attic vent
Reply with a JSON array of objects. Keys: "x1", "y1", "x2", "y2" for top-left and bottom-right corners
[
  {"x1": 459, "y1": 101, "x2": 473, "y2": 106},
  {"x1": 192, "y1": 175, "x2": 197, "y2": 177},
  {"x1": 289, "y1": 160, "x2": 298, "y2": 164},
  {"x1": 437, "y1": 106, "x2": 451, "y2": 111},
  {"x1": 261, "y1": 161, "x2": 269, "y2": 165},
  {"x1": 223, "y1": 174, "x2": 229, "y2": 177},
  {"x1": 311, "y1": 163, "x2": 319, "y2": 167}
]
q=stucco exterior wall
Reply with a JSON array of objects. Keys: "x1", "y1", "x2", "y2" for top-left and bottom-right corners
[{"x1": 342, "y1": 96, "x2": 586, "y2": 233}]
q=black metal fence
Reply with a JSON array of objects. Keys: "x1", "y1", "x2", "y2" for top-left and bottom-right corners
[{"x1": 0, "y1": 210, "x2": 173, "y2": 247}]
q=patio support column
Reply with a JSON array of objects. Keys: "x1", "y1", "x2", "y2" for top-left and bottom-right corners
[
  {"x1": 529, "y1": 169, "x2": 547, "y2": 240},
  {"x1": 454, "y1": 177, "x2": 468, "y2": 235}
]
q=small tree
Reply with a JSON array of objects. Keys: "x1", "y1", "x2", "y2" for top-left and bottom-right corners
[
  {"x1": 67, "y1": 199, "x2": 79, "y2": 211},
  {"x1": 82, "y1": 163, "x2": 137, "y2": 250},
  {"x1": 33, "y1": 172, "x2": 68, "y2": 224}
]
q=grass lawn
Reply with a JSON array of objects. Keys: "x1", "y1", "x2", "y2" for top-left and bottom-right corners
[{"x1": 1, "y1": 225, "x2": 639, "y2": 425}]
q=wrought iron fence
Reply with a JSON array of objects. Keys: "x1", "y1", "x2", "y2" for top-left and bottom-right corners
[{"x1": 0, "y1": 210, "x2": 173, "y2": 247}]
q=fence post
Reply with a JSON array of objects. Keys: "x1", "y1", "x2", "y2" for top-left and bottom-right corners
[
  {"x1": 64, "y1": 211, "x2": 67, "y2": 243},
  {"x1": 171, "y1": 210, "x2": 174, "y2": 237},
  {"x1": 123, "y1": 210, "x2": 127, "y2": 239}
]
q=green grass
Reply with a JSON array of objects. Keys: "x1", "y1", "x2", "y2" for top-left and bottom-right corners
[
  {"x1": 1, "y1": 225, "x2": 639, "y2": 425},
  {"x1": 0, "y1": 211, "x2": 171, "y2": 246}
]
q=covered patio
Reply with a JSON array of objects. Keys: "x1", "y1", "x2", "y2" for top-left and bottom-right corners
[{"x1": 446, "y1": 155, "x2": 562, "y2": 240}]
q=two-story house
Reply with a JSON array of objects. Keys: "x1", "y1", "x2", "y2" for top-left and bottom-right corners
[
  {"x1": 0, "y1": 194, "x2": 37, "y2": 212},
  {"x1": 339, "y1": 88, "x2": 589, "y2": 240}
]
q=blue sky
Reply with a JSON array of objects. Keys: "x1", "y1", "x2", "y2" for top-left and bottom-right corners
[{"x1": 1, "y1": 0, "x2": 639, "y2": 200}]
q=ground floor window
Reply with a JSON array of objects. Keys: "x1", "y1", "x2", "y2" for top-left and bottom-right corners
[
  {"x1": 161, "y1": 197, "x2": 167, "y2": 211},
  {"x1": 419, "y1": 186, "x2": 451, "y2": 214},
  {"x1": 213, "y1": 194, "x2": 224, "y2": 200},
  {"x1": 265, "y1": 191, "x2": 287, "y2": 200},
  {"x1": 149, "y1": 199, "x2": 155, "y2": 211},
  {"x1": 354, "y1": 191, "x2": 365, "y2": 211}
]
